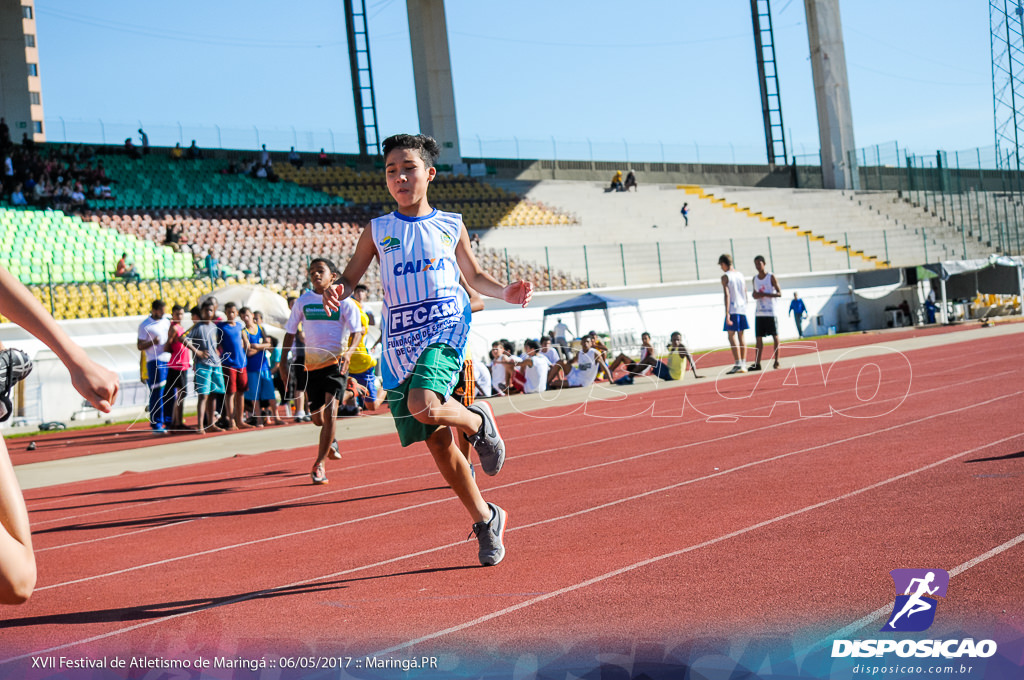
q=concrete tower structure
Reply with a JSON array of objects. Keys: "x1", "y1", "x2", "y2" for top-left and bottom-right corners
[
  {"x1": 0, "y1": 0, "x2": 45, "y2": 142},
  {"x1": 405, "y1": 0, "x2": 461, "y2": 166},
  {"x1": 804, "y1": 0, "x2": 857, "y2": 189}
]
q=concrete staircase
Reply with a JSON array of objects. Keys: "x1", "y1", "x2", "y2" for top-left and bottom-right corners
[{"x1": 473, "y1": 181, "x2": 1003, "y2": 287}]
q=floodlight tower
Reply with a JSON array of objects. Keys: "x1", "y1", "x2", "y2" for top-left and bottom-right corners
[
  {"x1": 991, "y1": 0, "x2": 1024, "y2": 170},
  {"x1": 343, "y1": 0, "x2": 381, "y2": 157},
  {"x1": 750, "y1": 0, "x2": 788, "y2": 166}
]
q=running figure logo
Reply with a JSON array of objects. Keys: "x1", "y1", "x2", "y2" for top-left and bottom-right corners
[{"x1": 881, "y1": 568, "x2": 949, "y2": 632}]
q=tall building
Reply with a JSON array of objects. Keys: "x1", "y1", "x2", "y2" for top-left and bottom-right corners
[{"x1": 0, "y1": 0, "x2": 45, "y2": 143}]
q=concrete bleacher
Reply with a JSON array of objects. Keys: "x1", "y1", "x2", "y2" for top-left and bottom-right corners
[
  {"x1": 710, "y1": 188, "x2": 993, "y2": 265},
  {"x1": 91, "y1": 208, "x2": 586, "y2": 297},
  {"x1": 474, "y1": 180, "x2": 1002, "y2": 286},
  {"x1": 276, "y1": 164, "x2": 576, "y2": 229},
  {"x1": 100, "y1": 155, "x2": 345, "y2": 210}
]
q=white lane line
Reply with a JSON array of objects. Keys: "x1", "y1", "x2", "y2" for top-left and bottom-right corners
[
  {"x1": 801, "y1": 531, "x2": 1024, "y2": 656},
  {"x1": 373, "y1": 432, "x2": 1024, "y2": 655},
  {"x1": 26, "y1": 349, "x2": 989, "y2": 536},
  {"x1": 34, "y1": 379, "x2": 1019, "y2": 591},
  {"x1": 4, "y1": 394, "x2": 1019, "y2": 664}
]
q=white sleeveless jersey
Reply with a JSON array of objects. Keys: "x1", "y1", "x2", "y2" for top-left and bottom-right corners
[
  {"x1": 753, "y1": 272, "x2": 777, "y2": 316},
  {"x1": 724, "y1": 269, "x2": 748, "y2": 314},
  {"x1": 372, "y1": 209, "x2": 471, "y2": 389}
]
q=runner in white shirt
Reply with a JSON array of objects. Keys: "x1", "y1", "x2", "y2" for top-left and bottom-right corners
[
  {"x1": 719, "y1": 254, "x2": 750, "y2": 374},
  {"x1": 281, "y1": 258, "x2": 362, "y2": 485},
  {"x1": 319, "y1": 133, "x2": 533, "y2": 567},
  {"x1": 750, "y1": 255, "x2": 782, "y2": 371}
]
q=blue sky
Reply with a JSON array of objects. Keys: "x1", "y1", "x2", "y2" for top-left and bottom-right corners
[{"x1": 33, "y1": 1, "x2": 993, "y2": 164}]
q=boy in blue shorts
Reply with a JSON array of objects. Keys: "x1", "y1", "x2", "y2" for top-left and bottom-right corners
[{"x1": 323, "y1": 133, "x2": 533, "y2": 566}]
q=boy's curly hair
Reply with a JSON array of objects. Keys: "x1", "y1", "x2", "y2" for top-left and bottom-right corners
[{"x1": 381, "y1": 134, "x2": 440, "y2": 168}]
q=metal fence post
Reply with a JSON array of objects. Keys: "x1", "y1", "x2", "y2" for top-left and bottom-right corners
[
  {"x1": 544, "y1": 246, "x2": 552, "y2": 290},
  {"x1": 883, "y1": 230, "x2": 890, "y2": 265},
  {"x1": 583, "y1": 245, "x2": 590, "y2": 288},
  {"x1": 504, "y1": 248, "x2": 511, "y2": 284},
  {"x1": 620, "y1": 243, "x2": 627, "y2": 286},
  {"x1": 923, "y1": 228, "x2": 929, "y2": 262},
  {"x1": 656, "y1": 242, "x2": 664, "y2": 283},
  {"x1": 767, "y1": 236, "x2": 775, "y2": 272},
  {"x1": 157, "y1": 263, "x2": 164, "y2": 301},
  {"x1": 806, "y1": 234, "x2": 812, "y2": 271},
  {"x1": 103, "y1": 271, "x2": 112, "y2": 317},
  {"x1": 46, "y1": 264, "x2": 55, "y2": 316},
  {"x1": 692, "y1": 240, "x2": 700, "y2": 280},
  {"x1": 845, "y1": 233, "x2": 851, "y2": 269}
]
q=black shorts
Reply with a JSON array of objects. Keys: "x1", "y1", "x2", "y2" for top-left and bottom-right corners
[
  {"x1": 755, "y1": 316, "x2": 778, "y2": 338},
  {"x1": 273, "y1": 372, "x2": 290, "y2": 401},
  {"x1": 305, "y1": 363, "x2": 346, "y2": 413},
  {"x1": 166, "y1": 368, "x2": 188, "y2": 395},
  {"x1": 290, "y1": 364, "x2": 308, "y2": 394}
]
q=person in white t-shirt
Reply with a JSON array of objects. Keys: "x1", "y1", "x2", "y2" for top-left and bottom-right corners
[
  {"x1": 719, "y1": 253, "x2": 750, "y2": 375},
  {"x1": 750, "y1": 255, "x2": 782, "y2": 371},
  {"x1": 137, "y1": 299, "x2": 173, "y2": 433},
  {"x1": 538, "y1": 335, "x2": 561, "y2": 364},
  {"x1": 280, "y1": 258, "x2": 362, "y2": 485},
  {"x1": 515, "y1": 339, "x2": 553, "y2": 394},
  {"x1": 486, "y1": 341, "x2": 511, "y2": 396},
  {"x1": 550, "y1": 335, "x2": 610, "y2": 389},
  {"x1": 552, "y1": 318, "x2": 571, "y2": 352}
]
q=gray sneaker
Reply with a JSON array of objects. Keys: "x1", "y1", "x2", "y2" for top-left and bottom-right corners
[
  {"x1": 469, "y1": 502, "x2": 507, "y2": 566},
  {"x1": 0, "y1": 349, "x2": 33, "y2": 423},
  {"x1": 466, "y1": 402, "x2": 505, "y2": 476}
]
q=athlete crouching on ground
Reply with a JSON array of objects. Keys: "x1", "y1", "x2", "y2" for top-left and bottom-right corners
[{"x1": 322, "y1": 133, "x2": 532, "y2": 566}]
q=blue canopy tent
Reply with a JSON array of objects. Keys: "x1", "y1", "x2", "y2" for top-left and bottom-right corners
[{"x1": 540, "y1": 292, "x2": 647, "y2": 341}]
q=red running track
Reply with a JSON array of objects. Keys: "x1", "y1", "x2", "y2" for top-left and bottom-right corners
[{"x1": 1, "y1": 331, "x2": 1022, "y2": 668}]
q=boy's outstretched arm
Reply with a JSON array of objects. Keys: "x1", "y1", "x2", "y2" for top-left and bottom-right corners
[
  {"x1": 459, "y1": 274, "x2": 485, "y2": 313},
  {"x1": 0, "y1": 265, "x2": 120, "y2": 604},
  {"x1": 455, "y1": 227, "x2": 533, "y2": 306},
  {"x1": 0, "y1": 267, "x2": 118, "y2": 411},
  {"x1": 324, "y1": 227, "x2": 377, "y2": 313}
]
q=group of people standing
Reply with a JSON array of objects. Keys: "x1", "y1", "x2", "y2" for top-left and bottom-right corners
[{"x1": 137, "y1": 297, "x2": 315, "y2": 435}]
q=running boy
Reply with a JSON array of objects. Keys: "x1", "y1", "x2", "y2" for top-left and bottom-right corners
[
  {"x1": 281, "y1": 258, "x2": 362, "y2": 484},
  {"x1": 322, "y1": 133, "x2": 532, "y2": 566}
]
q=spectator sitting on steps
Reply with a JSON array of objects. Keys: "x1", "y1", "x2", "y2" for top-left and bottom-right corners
[{"x1": 624, "y1": 169, "x2": 638, "y2": 191}]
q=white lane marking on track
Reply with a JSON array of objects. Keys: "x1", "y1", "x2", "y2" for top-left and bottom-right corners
[
  {"x1": 4, "y1": 391, "x2": 1020, "y2": 665},
  {"x1": 799, "y1": 531, "x2": 1024, "y2": 657},
  {"x1": 28, "y1": 354, "x2": 998, "y2": 549},
  {"x1": 24, "y1": 339, "x2": 968, "y2": 518},
  {"x1": 32, "y1": 375, "x2": 1017, "y2": 589},
  {"x1": 372, "y1": 432, "x2": 1024, "y2": 655}
]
